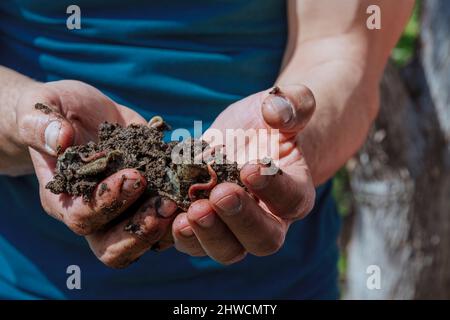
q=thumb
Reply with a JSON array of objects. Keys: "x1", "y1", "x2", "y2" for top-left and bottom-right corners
[
  {"x1": 261, "y1": 85, "x2": 315, "y2": 135},
  {"x1": 18, "y1": 102, "x2": 75, "y2": 156}
]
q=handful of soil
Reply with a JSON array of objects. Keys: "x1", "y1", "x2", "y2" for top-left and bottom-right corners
[{"x1": 46, "y1": 118, "x2": 241, "y2": 211}]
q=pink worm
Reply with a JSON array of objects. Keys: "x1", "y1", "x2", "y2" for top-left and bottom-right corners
[
  {"x1": 80, "y1": 151, "x2": 106, "y2": 162},
  {"x1": 188, "y1": 164, "x2": 218, "y2": 202}
]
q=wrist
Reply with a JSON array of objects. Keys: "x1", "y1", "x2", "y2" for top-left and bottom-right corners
[
  {"x1": 1, "y1": 69, "x2": 36, "y2": 141},
  {"x1": 0, "y1": 67, "x2": 39, "y2": 174}
]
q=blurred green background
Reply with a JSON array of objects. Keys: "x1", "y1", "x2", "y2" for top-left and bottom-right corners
[{"x1": 335, "y1": 0, "x2": 421, "y2": 292}]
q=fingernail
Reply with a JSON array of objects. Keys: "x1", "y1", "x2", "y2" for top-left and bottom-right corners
[
  {"x1": 180, "y1": 226, "x2": 194, "y2": 237},
  {"x1": 122, "y1": 177, "x2": 141, "y2": 194},
  {"x1": 215, "y1": 194, "x2": 241, "y2": 216},
  {"x1": 178, "y1": 215, "x2": 194, "y2": 237},
  {"x1": 156, "y1": 197, "x2": 177, "y2": 218},
  {"x1": 197, "y1": 213, "x2": 215, "y2": 228},
  {"x1": 44, "y1": 120, "x2": 61, "y2": 154},
  {"x1": 246, "y1": 172, "x2": 268, "y2": 190},
  {"x1": 266, "y1": 95, "x2": 294, "y2": 124}
]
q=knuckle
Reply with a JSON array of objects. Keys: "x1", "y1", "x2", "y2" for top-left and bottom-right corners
[
  {"x1": 281, "y1": 175, "x2": 316, "y2": 220},
  {"x1": 136, "y1": 217, "x2": 167, "y2": 244},
  {"x1": 297, "y1": 84, "x2": 316, "y2": 108},
  {"x1": 98, "y1": 199, "x2": 127, "y2": 221},
  {"x1": 299, "y1": 196, "x2": 315, "y2": 219},
  {"x1": 17, "y1": 113, "x2": 37, "y2": 145},
  {"x1": 175, "y1": 241, "x2": 205, "y2": 257},
  {"x1": 219, "y1": 250, "x2": 247, "y2": 265},
  {"x1": 283, "y1": 199, "x2": 301, "y2": 219},
  {"x1": 39, "y1": 195, "x2": 53, "y2": 216},
  {"x1": 64, "y1": 214, "x2": 95, "y2": 236},
  {"x1": 99, "y1": 251, "x2": 135, "y2": 269},
  {"x1": 218, "y1": 250, "x2": 247, "y2": 266},
  {"x1": 128, "y1": 204, "x2": 173, "y2": 244},
  {"x1": 39, "y1": 189, "x2": 66, "y2": 222},
  {"x1": 289, "y1": 85, "x2": 315, "y2": 128},
  {"x1": 237, "y1": 208, "x2": 256, "y2": 230},
  {"x1": 294, "y1": 186, "x2": 316, "y2": 220},
  {"x1": 190, "y1": 249, "x2": 207, "y2": 257},
  {"x1": 95, "y1": 241, "x2": 142, "y2": 269},
  {"x1": 253, "y1": 232, "x2": 285, "y2": 257}
]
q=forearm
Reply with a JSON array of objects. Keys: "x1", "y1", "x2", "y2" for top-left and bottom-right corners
[
  {"x1": 277, "y1": 0, "x2": 414, "y2": 185},
  {"x1": 0, "y1": 66, "x2": 36, "y2": 175}
]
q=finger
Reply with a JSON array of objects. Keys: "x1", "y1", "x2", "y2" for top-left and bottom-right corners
[
  {"x1": 67, "y1": 168, "x2": 147, "y2": 234},
  {"x1": 31, "y1": 148, "x2": 147, "y2": 235},
  {"x1": 261, "y1": 85, "x2": 315, "y2": 136},
  {"x1": 147, "y1": 197, "x2": 179, "y2": 252},
  {"x1": 18, "y1": 102, "x2": 75, "y2": 156},
  {"x1": 240, "y1": 162, "x2": 316, "y2": 220},
  {"x1": 152, "y1": 228, "x2": 175, "y2": 252},
  {"x1": 172, "y1": 213, "x2": 206, "y2": 257},
  {"x1": 155, "y1": 196, "x2": 179, "y2": 218},
  {"x1": 209, "y1": 183, "x2": 288, "y2": 256},
  {"x1": 116, "y1": 104, "x2": 148, "y2": 126},
  {"x1": 187, "y1": 200, "x2": 246, "y2": 265},
  {"x1": 87, "y1": 196, "x2": 177, "y2": 268}
]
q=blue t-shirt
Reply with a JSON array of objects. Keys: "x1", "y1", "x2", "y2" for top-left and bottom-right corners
[{"x1": 0, "y1": 0, "x2": 341, "y2": 299}]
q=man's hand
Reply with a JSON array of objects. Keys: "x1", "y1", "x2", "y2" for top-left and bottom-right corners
[
  {"x1": 171, "y1": 85, "x2": 317, "y2": 264},
  {"x1": 169, "y1": 0, "x2": 414, "y2": 265},
  {"x1": 15, "y1": 80, "x2": 178, "y2": 268}
]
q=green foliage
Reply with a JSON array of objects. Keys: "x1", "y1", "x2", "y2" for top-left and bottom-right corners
[
  {"x1": 392, "y1": 1, "x2": 421, "y2": 66},
  {"x1": 332, "y1": 168, "x2": 352, "y2": 217}
]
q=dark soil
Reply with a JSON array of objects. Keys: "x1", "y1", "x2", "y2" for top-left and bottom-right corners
[
  {"x1": 35, "y1": 103, "x2": 53, "y2": 114},
  {"x1": 46, "y1": 120, "x2": 241, "y2": 211}
]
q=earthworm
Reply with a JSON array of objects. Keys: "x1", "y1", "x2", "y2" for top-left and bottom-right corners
[
  {"x1": 148, "y1": 116, "x2": 164, "y2": 129},
  {"x1": 80, "y1": 151, "x2": 106, "y2": 162},
  {"x1": 188, "y1": 164, "x2": 218, "y2": 201}
]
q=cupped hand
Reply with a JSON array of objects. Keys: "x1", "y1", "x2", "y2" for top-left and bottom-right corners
[
  {"x1": 16, "y1": 80, "x2": 177, "y2": 268},
  {"x1": 171, "y1": 85, "x2": 317, "y2": 264}
]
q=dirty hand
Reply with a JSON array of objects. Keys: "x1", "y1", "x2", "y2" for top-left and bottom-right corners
[
  {"x1": 16, "y1": 80, "x2": 177, "y2": 268},
  {"x1": 172, "y1": 85, "x2": 316, "y2": 264}
]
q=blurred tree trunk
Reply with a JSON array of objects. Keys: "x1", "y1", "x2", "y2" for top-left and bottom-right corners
[{"x1": 345, "y1": 0, "x2": 450, "y2": 299}]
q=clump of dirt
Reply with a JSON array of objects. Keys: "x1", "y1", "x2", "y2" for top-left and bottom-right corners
[{"x1": 46, "y1": 117, "x2": 241, "y2": 211}]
